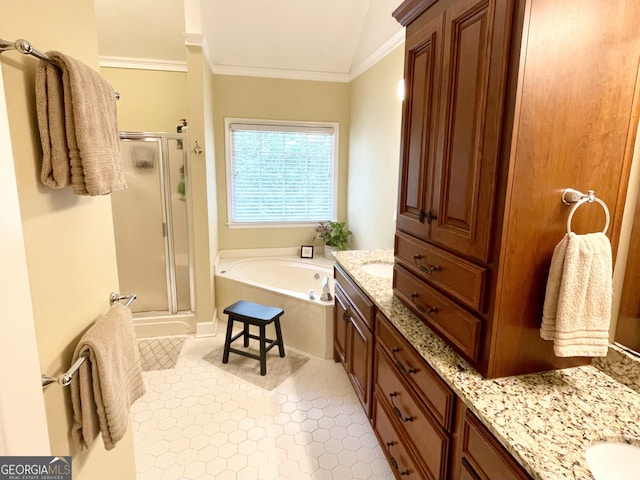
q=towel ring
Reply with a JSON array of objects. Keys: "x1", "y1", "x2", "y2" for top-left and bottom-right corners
[{"x1": 562, "y1": 188, "x2": 610, "y2": 234}]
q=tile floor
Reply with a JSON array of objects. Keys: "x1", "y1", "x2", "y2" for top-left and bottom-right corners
[{"x1": 131, "y1": 333, "x2": 394, "y2": 480}]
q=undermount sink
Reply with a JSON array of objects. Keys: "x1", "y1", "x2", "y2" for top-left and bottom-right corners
[
  {"x1": 361, "y1": 262, "x2": 394, "y2": 278},
  {"x1": 586, "y1": 442, "x2": 640, "y2": 480}
]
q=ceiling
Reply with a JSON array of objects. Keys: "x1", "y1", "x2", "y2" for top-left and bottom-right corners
[{"x1": 94, "y1": 0, "x2": 405, "y2": 81}]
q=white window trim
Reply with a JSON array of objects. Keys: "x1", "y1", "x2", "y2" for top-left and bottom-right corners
[{"x1": 224, "y1": 117, "x2": 339, "y2": 229}]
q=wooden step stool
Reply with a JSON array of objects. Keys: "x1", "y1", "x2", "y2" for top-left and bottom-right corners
[{"x1": 222, "y1": 300, "x2": 285, "y2": 376}]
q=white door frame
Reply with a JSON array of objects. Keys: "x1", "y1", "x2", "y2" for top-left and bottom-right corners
[{"x1": 0, "y1": 65, "x2": 50, "y2": 455}]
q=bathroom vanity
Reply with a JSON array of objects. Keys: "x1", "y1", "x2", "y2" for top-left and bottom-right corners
[
  {"x1": 332, "y1": 1, "x2": 640, "y2": 476},
  {"x1": 391, "y1": 0, "x2": 640, "y2": 378},
  {"x1": 333, "y1": 249, "x2": 640, "y2": 480}
]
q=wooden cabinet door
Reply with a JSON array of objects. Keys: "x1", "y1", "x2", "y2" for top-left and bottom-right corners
[
  {"x1": 334, "y1": 287, "x2": 349, "y2": 364},
  {"x1": 430, "y1": 0, "x2": 514, "y2": 261},
  {"x1": 347, "y1": 308, "x2": 374, "y2": 417},
  {"x1": 396, "y1": 12, "x2": 443, "y2": 240},
  {"x1": 452, "y1": 403, "x2": 532, "y2": 480}
]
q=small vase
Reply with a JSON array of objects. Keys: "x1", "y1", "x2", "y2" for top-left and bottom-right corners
[{"x1": 324, "y1": 245, "x2": 338, "y2": 260}]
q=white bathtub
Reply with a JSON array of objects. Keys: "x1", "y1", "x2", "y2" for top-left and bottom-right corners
[{"x1": 215, "y1": 248, "x2": 336, "y2": 359}]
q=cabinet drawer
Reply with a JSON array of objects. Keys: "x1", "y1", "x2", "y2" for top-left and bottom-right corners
[
  {"x1": 395, "y1": 231, "x2": 487, "y2": 311},
  {"x1": 394, "y1": 264, "x2": 481, "y2": 361},
  {"x1": 461, "y1": 410, "x2": 532, "y2": 480},
  {"x1": 373, "y1": 395, "x2": 425, "y2": 480},
  {"x1": 459, "y1": 460, "x2": 481, "y2": 480},
  {"x1": 335, "y1": 264, "x2": 375, "y2": 330},
  {"x1": 376, "y1": 312, "x2": 455, "y2": 431},
  {"x1": 375, "y1": 345, "x2": 449, "y2": 480}
]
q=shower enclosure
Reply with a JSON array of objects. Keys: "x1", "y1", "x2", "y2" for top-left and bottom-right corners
[{"x1": 111, "y1": 132, "x2": 195, "y2": 336}]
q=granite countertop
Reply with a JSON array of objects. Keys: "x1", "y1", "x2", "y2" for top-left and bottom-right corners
[{"x1": 334, "y1": 249, "x2": 640, "y2": 480}]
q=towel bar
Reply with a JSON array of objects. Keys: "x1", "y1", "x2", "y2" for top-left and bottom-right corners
[
  {"x1": 41, "y1": 292, "x2": 137, "y2": 389},
  {"x1": 110, "y1": 291, "x2": 137, "y2": 308},
  {"x1": 0, "y1": 37, "x2": 121, "y2": 100}
]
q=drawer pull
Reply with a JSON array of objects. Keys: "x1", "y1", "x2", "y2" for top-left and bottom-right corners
[
  {"x1": 386, "y1": 441, "x2": 410, "y2": 476},
  {"x1": 391, "y1": 348, "x2": 417, "y2": 375},
  {"x1": 343, "y1": 307, "x2": 350, "y2": 321},
  {"x1": 412, "y1": 254, "x2": 441, "y2": 275},
  {"x1": 410, "y1": 293, "x2": 438, "y2": 315},
  {"x1": 390, "y1": 392, "x2": 413, "y2": 423}
]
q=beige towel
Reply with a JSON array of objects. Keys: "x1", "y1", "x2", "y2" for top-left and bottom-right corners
[
  {"x1": 70, "y1": 304, "x2": 145, "y2": 451},
  {"x1": 540, "y1": 234, "x2": 570, "y2": 340},
  {"x1": 35, "y1": 52, "x2": 126, "y2": 195},
  {"x1": 540, "y1": 232, "x2": 612, "y2": 357},
  {"x1": 36, "y1": 61, "x2": 70, "y2": 189}
]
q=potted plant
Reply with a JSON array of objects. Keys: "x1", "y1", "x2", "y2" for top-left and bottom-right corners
[{"x1": 315, "y1": 221, "x2": 352, "y2": 259}]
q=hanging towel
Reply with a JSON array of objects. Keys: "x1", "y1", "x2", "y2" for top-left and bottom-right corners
[
  {"x1": 540, "y1": 234, "x2": 570, "y2": 340},
  {"x1": 70, "y1": 304, "x2": 145, "y2": 451},
  {"x1": 35, "y1": 60, "x2": 70, "y2": 189},
  {"x1": 35, "y1": 52, "x2": 126, "y2": 195},
  {"x1": 540, "y1": 232, "x2": 612, "y2": 357}
]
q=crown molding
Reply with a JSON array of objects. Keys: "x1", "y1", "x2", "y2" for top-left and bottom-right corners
[
  {"x1": 99, "y1": 56, "x2": 187, "y2": 72},
  {"x1": 349, "y1": 30, "x2": 405, "y2": 81},
  {"x1": 211, "y1": 64, "x2": 351, "y2": 83},
  {"x1": 99, "y1": 31, "x2": 404, "y2": 80}
]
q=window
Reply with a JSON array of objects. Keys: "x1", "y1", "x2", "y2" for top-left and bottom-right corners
[{"x1": 225, "y1": 118, "x2": 338, "y2": 227}]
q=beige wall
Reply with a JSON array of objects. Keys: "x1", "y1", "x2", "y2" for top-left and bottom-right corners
[
  {"x1": 212, "y1": 75, "x2": 350, "y2": 250},
  {"x1": 101, "y1": 67, "x2": 188, "y2": 133},
  {"x1": 186, "y1": 45, "x2": 216, "y2": 326},
  {"x1": 1, "y1": 1, "x2": 136, "y2": 478},
  {"x1": 348, "y1": 45, "x2": 404, "y2": 250}
]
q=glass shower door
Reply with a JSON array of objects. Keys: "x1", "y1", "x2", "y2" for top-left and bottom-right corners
[{"x1": 111, "y1": 133, "x2": 193, "y2": 315}]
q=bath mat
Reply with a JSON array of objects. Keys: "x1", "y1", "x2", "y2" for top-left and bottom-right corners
[
  {"x1": 138, "y1": 336, "x2": 187, "y2": 371},
  {"x1": 203, "y1": 345, "x2": 308, "y2": 391}
]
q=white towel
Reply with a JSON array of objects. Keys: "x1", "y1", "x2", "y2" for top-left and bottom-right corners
[
  {"x1": 540, "y1": 232, "x2": 612, "y2": 357},
  {"x1": 70, "y1": 304, "x2": 145, "y2": 451}
]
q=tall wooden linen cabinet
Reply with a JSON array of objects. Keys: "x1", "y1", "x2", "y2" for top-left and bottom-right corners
[{"x1": 392, "y1": 0, "x2": 640, "y2": 378}]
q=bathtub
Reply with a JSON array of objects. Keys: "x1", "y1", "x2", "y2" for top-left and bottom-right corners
[{"x1": 215, "y1": 248, "x2": 336, "y2": 359}]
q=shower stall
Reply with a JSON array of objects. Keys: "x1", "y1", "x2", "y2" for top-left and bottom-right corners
[{"x1": 111, "y1": 132, "x2": 195, "y2": 336}]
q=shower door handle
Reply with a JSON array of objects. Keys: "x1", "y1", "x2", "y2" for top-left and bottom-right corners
[{"x1": 162, "y1": 222, "x2": 168, "y2": 237}]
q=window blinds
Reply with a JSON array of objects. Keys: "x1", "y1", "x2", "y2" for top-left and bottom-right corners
[{"x1": 228, "y1": 122, "x2": 336, "y2": 224}]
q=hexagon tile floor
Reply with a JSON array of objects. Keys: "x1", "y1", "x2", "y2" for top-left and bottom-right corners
[{"x1": 131, "y1": 334, "x2": 394, "y2": 480}]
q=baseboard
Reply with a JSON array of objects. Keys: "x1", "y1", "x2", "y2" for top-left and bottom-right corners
[{"x1": 196, "y1": 309, "x2": 218, "y2": 337}]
